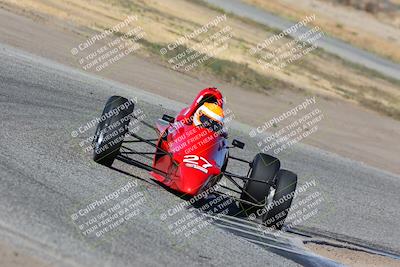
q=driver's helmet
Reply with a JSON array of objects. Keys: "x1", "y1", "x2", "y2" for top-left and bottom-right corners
[{"x1": 193, "y1": 102, "x2": 224, "y2": 132}]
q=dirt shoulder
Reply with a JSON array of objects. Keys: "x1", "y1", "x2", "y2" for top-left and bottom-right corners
[
  {"x1": 0, "y1": 241, "x2": 53, "y2": 267},
  {"x1": 243, "y1": 0, "x2": 400, "y2": 63},
  {"x1": 2, "y1": 0, "x2": 400, "y2": 121},
  {"x1": 0, "y1": 4, "x2": 399, "y2": 176},
  {"x1": 306, "y1": 243, "x2": 400, "y2": 267}
]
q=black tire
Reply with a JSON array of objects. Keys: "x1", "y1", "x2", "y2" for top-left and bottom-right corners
[
  {"x1": 240, "y1": 153, "x2": 280, "y2": 215},
  {"x1": 263, "y1": 169, "x2": 297, "y2": 230},
  {"x1": 93, "y1": 96, "x2": 134, "y2": 166}
]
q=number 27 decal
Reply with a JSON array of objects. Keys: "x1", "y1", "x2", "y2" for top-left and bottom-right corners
[{"x1": 183, "y1": 155, "x2": 212, "y2": 173}]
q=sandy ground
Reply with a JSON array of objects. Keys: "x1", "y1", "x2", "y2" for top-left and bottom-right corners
[
  {"x1": 244, "y1": 0, "x2": 400, "y2": 62},
  {"x1": 0, "y1": 241, "x2": 53, "y2": 267},
  {"x1": 0, "y1": 5, "x2": 400, "y2": 267},
  {"x1": 306, "y1": 243, "x2": 400, "y2": 267},
  {"x1": 3, "y1": 0, "x2": 400, "y2": 122}
]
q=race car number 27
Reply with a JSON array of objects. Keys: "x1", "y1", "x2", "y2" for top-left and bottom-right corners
[{"x1": 183, "y1": 155, "x2": 212, "y2": 174}]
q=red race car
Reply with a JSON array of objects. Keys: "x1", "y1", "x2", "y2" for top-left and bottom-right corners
[{"x1": 92, "y1": 88, "x2": 297, "y2": 229}]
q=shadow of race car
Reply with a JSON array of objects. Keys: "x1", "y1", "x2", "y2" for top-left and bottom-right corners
[{"x1": 92, "y1": 88, "x2": 297, "y2": 229}]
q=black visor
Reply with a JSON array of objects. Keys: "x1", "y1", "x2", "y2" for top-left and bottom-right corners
[{"x1": 199, "y1": 114, "x2": 223, "y2": 133}]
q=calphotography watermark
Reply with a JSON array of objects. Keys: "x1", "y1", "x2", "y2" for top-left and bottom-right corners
[
  {"x1": 159, "y1": 181, "x2": 235, "y2": 240},
  {"x1": 250, "y1": 96, "x2": 316, "y2": 136},
  {"x1": 71, "y1": 16, "x2": 138, "y2": 54},
  {"x1": 168, "y1": 199, "x2": 232, "y2": 239},
  {"x1": 162, "y1": 14, "x2": 227, "y2": 53},
  {"x1": 71, "y1": 15, "x2": 145, "y2": 72},
  {"x1": 249, "y1": 96, "x2": 323, "y2": 156},
  {"x1": 249, "y1": 14, "x2": 325, "y2": 71},
  {"x1": 70, "y1": 97, "x2": 149, "y2": 155},
  {"x1": 248, "y1": 179, "x2": 325, "y2": 237},
  {"x1": 166, "y1": 106, "x2": 236, "y2": 156},
  {"x1": 249, "y1": 14, "x2": 316, "y2": 55},
  {"x1": 71, "y1": 97, "x2": 137, "y2": 137},
  {"x1": 70, "y1": 181, "x2": 146, "y2": 242},
  {"x1": 161, "y1": 14, "x2": 233, "y2": 72},
  {"x1": 160, "y1": 181, "x2": 226, "y2": 220}
]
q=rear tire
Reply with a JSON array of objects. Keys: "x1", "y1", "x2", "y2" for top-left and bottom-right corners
[
  {"x1": 263, "y1": 169, "x2": 297, "y2": 230},
  {"x1": 93, "y1": 96, "x2": 134, "y2": 166},
  {"x1": 240, "y1": 153, "x2": 280, "y2": 215}
]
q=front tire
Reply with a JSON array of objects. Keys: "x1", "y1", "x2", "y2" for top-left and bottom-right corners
[
  {"x1": 93, "y1": 96, "x2": 134, "y2": 166},
  {"x1": 262, "y1": 169, "x2": 297, "y2": 230},
  {"x1": 240, "y1": 153, "x2": 280, "y2": 215}
]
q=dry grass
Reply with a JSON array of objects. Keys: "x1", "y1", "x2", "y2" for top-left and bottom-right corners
[
  {"x1": 2, "y1": 0, "x2": 400, "y2": 119},
  {"x1": 243, "y1": 0, "x2": 400, "y2": 63}
]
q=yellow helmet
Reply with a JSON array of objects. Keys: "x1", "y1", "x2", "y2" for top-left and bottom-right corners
[{"x1": 193, "y1": 102, "x2": 224, "y2": 131}]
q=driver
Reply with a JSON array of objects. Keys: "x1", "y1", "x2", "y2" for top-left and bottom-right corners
[{"x1": 193, "y1": 102, "x2": 224, "y2": 133}]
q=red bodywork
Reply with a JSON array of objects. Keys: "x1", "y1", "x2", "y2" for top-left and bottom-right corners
[{"x1": 150, "y1": 88, "x2": 228, "y2": 196}]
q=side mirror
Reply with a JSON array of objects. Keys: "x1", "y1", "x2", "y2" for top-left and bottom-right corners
[
  {"x1": 162, "y1": 114, "x2": 175, "y2": 123},
  {"x1": 232, "y1": 139, "x2": 245, "y2": 149}
]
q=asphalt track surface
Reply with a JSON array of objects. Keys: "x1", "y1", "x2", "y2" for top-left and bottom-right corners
[
  {"x1": 0, "y1": 43, "x2": 399, "y2": 266},
  {"x1": 205, "y1": 0, "x2": 400, "y2": 80}
]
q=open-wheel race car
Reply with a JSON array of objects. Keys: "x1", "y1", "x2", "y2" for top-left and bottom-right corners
[{"x1": 92, "y1": 88, "x2": 297, "y2": 229}]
